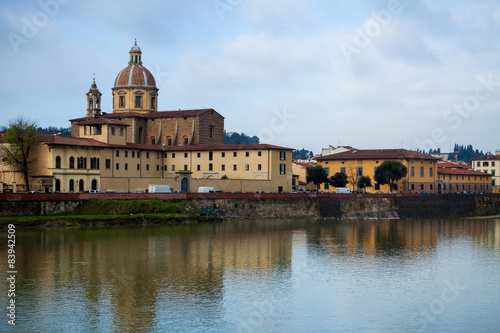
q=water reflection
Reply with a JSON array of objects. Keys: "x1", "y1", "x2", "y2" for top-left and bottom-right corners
[{"x1": 0, "y1": 218, "x2": 499, "y2": 332}]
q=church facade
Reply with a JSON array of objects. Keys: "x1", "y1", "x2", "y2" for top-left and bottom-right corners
[{"x1": 0, "y1": 42, "x2": 293, "y2": 193}]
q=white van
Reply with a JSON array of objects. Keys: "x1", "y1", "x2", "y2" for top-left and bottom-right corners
[
  {"x1": 335, "y1": 187, "x2": 351, "y2": 194},
  {"x1": 198, "y1": 187, "x2": 215, "y2": 193}
]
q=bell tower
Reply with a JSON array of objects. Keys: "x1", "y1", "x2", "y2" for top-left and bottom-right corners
[{"x1": 86, "y1": 76, "x2": 102, "y2": 119}]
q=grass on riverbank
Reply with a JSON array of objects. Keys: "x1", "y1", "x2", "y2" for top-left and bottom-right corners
[{"x1": 0, "y1": 199, "x2": 221, "y2": 227}]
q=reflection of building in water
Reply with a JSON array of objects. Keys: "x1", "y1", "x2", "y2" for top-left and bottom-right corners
[
  {"x1": 317, "y1": 220, "x2": 439, "y2": 256},
  {"x1": 12, "y1": 224, "x2": 293, "y2": 331}
]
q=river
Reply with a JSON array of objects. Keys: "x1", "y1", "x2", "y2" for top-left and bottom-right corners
[{"x1": 1, "y1": 218, "x2": 499, "y2": 332}]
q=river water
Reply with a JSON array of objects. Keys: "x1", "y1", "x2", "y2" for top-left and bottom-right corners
[{"x1": 1, "y1": 218, "x2": 500, "y2": 333}]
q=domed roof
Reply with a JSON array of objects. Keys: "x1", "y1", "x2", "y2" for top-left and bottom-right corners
[
  {"x1": 114, "y1": 41, "x2": 156, "y2": 88},
  {"x1": 114, "y1": 65, "x2": 156, "y2": 87}
]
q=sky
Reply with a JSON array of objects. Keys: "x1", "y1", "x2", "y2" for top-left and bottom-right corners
[{"x1": 1, "y1": 0, "x2": 500, "y2": 155}]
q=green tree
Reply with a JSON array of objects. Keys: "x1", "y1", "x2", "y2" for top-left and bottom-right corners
[
  {"x1": 357, "y1": 176, "x2": 372, "y2": 193},
  {"x1": 330, "y1": 172, "x2": 348, "y2": 188},
  {"x1": 306, "y1": 165, "x2": 329, "y2": 191},
  {"x1": 374, "y1": 160, "x2": 407, "y2": 193},
  {"x1": 1, "y1": 116, "x2": 40, "y2": 192}
]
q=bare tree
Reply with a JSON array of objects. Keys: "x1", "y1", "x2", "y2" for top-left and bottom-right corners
[{"x1": 1, "y1": 116, "x2": 40, "y2": 191}]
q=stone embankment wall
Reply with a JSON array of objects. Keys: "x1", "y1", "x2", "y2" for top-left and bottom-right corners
[{"x1": 0, "y1": 193, "x2": 499, "y2": 219}]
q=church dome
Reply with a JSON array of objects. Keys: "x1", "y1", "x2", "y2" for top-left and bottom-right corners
[
  {"x1": 114, "y1": 65, "x2": 156, "y2": 87},
  {"x1": 114, "y1": 40, "x2": 156, "y2": 88}
]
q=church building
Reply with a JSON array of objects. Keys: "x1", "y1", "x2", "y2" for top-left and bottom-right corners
[{"x1": 0, "y1": 42, "x2": 293, "y2": 193}]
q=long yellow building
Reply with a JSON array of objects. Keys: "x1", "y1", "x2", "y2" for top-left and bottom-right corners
[{"x1": 316, "y1": 148, "x2": 439, "y2": 194}]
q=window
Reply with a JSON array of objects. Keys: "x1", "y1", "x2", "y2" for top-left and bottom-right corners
[
  {"x1": 375, "y1": 183, "x2": 380, "y2": 190},
  {"x1": 157, "y1": 153, "x2": 160, "y2": 159},
  {"x1": 483, "y1": 161, "x2": 489, "y2": 167},
  {"x1": 135, "y1": 96, "x2": 142, "y2": 108},
  {"x1": 146, "y1": 164, "x2": 149, "y2": 171},
  {"x1": 137, "y1": 152, "x2": 140, "y2": 158},
  {"x1": 233, "y1": 164, "x2": 237, "y2": 171},
  {"x1": 492, "y1": 162, "x2": 496, "y2": 167},
  {"x1": 430, "y1": 167, "x2": 433, "y2": 177},
  {"x1": 221, "y1": 152, "x2": 225, "y2": 158},
  {"x1": 163, "y1": 165, "x2": 166, "y2": 171},
  {"x1": 116, "y1": 151, "x2": 119, "y2": 158},
  {"x1": 125, "y1": 151, "x2": 128, "y2": 158},
  {"x1": 137, "y1": 164, "x2": 140, "y2": 171},
  {"x1": 280, "y1": 164, "x2": 286, "y2": 175},
  {"x1": 357, "y1": 167, "x2": 363, "y2": 177},
  {"x1": 172, "y1": 153, "x2": 175, "y2": 158},
  {"x1": 258, "y1": 164, "x2": 262, "y2": 171},
  {"x1": 209, "y1": 163, "x2": 213, "y2": 171},
  {"x1": 77, "y1": 157, "x2": 86, "y2": 169},
  {"x1": 116, "y1": 163, "x2": 119, "y2": 170},
  {"x1": 111, "y1": 127, "x2": 116, "y2": 136},
  {"x1": 69, "y1": 179, "x2": 74, "y2": 192},
  {"x1": 132, "y1": 152, "x2": 135, "y2": 158},
  {"x1": 233, "y1": 152, "x2": 237, "y2": 157},
  {"x1": 222, "y1": 165, "x2": 225, "y2": 171},
  {"x1": 125, "y1": 163, "x2": 128, "y2": 170},
  {"x1": 280, "y1": 151, "x2": 286, "y2": 160},
  {"x1": 258, "y1": 151, "x2": 262, "y2": 157},
  {"x1": 90, "y1": 157, "x2": 99, "y2": 170},
  {"x1": 197, "y1": 165, "x2": 201, "y2": 171},
  {"x1": 105, "y1": 159, "x2": 111, "y2": 169},
  {"x1": 209, "y1": 152, "x2": 213, "y2": 161},
  {"x1": 171, "y1": 165, "x2": 175, "y2": 171},
  {"x1": 420, "y1": 167, "x2": 424, "y2": 177},
  {"x1": 120, "y1": 127, "x2": 124, "y2": 136},
  {"x1": 184, "y1": 137, "x2": 188, "y2": 145},
  {"x1": 324, "y1": 183, "x2": 330, "y2": 190},
  {"x1": 157, "y1": 165, "x2": 159, "y2": 171},
  {"x1": 150, "y1": 96, "x2": 155, "y2": 109},
  {"x1": 146, "y1": 152, "x2": 149, "y2": 159},
  {"x1": 119, "y1": 96, "x2": 125, "y2": 108},
  {"x1": 246, "y1": 152, "x2": 249, "y2": 157},
  {"x1": 340, "y1": 167, "x2": 346, "y2": 174},
  {"x1": 209, "y1": 125, "x2": 214, "y2": 138},
  {"x1": 197, "y1": 153, "x2": 201, "y2": 158},
  {"x1": 430, "y1": 184, "x2": 433, "y2": 191},
  {"x1": 411, "y1": 167, "x2": 415, "y2": 177},
  {"x1": 167, "y1": 138, "x2": 172, "y2": 146},
  {"x1": 55, "y1": 156, "x2": 61, "y2": 169},
  {"x1": 184, "y1": 165, "x2": 188, "y2": 171},
  {"x1": 324, "y1": 168, "x2": 330, "y2": 176},
  {"x1": 184, "y1": 153, "x2": 188, "y2": 158},
  {"x1": 151, "y1": 137, "x2": 155, "y2": 145},
  {"x1": 492, "y1": 170, "x2": 496, "y2": 176},
  {"x1": 245, "y1": 164, "x2": 249, "y2": 171}
]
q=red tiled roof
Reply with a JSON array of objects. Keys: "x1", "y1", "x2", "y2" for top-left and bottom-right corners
[
  {"x1": 39, "y1": 135, "x2": 293, "y2": 152},
  {"x1": 70, "y1": 109, "x2": 224, "y2": 123},
  {"x1": 315, "y1": 149, "x2": 439, "y2": 161},
  {"x1": 438, "y1": 167, "x2": 491, "y2": 176},
  {"x1": 293, "y1": 161, "x2": 316, "y2": 168},
  {"x1": 114, "y1": 64, "x2": 156, "y2": 87},
  {"x1": 75, "y1": 118, "x2": 130, "y2": 126},
  {"x1": 437, "y1": 161, "x2": 471, "y2": 169},
  {"x1": 472, "y1": 154, "x2": 500, "y2": 161}
]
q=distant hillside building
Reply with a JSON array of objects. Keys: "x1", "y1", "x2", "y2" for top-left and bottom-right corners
[{"x1": 0, "y1": 42, "x2": 293, "y2": 193}]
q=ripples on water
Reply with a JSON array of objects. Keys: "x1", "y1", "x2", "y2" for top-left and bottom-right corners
[{"x1": 0, "y1": 218, "x2": 499, "y2": 332}]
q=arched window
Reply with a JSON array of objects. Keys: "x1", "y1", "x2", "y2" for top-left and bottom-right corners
[
  {"x1": 151, "y1": 136, "x2": 156, "y2": 145},
  {"x1": 91, "y1": 179, "x2": 98, "y2": 191},
  {"x1": 167, "y1": 137, "x2": 172, "y2": 145},
  {"x1": 89, "y1": 98, "x2": 93, "y2": 109},
  {"x1": 69, "y1": 179, "x2": 74, "y2": 192},
  {"x1": 55, "y1": 156, "x2": 61, "y2": 169},
  {"x1": 55, "y1": 179, "x2": 61, "y2": 192},
  {"x1": 79, "y1": 179, "x2": 84, "y2": 192},
  {"x1": 69, "y1": 156, "x2": 75, "y2": 169}
]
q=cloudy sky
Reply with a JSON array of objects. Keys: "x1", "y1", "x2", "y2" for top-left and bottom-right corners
[{"x1": 1, "y1": 0, "x2": 500, "y2": 154}]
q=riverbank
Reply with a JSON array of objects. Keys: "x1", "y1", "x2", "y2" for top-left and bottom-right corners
[
  {"x1": 0, "y1": 194, "x2": 499, "y2": 226},
  {"x1": 0, "y1": 199, "x2": 222, "y2": 227}
]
